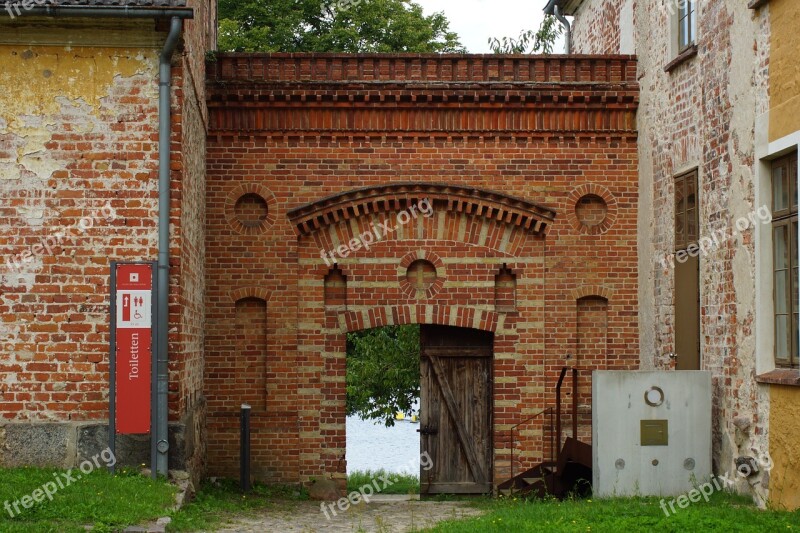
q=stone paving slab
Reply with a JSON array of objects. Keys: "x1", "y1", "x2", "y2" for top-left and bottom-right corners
[{"x1": 205, "y1": 499, "x2": 484, "y2": 533}]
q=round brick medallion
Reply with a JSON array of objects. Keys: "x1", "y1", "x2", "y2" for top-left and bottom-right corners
[
  {"x1": 566, "y1": 184, "x2": 618, "y2": 235},
  {"x1": 406, "y1": 260, "x2": 437, "y2": 290},
  {"x1": 575, "y1": 194, "x2": 608, "y2": 228},
  {"x1": 234, "y1": 193, "x2": 269, "y2": 229}
]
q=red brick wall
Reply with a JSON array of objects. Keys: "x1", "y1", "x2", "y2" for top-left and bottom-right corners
[
  {"x1": 0, "y1": 5, "x2": 213, "y2": 475},
  {"x1": 170, "y1": 0, "x2": 216, "y2": 476},
  {"x1": 571, "y1": 0, "x2": 623, "y2": 54},
  {"x1": 205, "y1": 54, "x2": 640, "y2": 485}
]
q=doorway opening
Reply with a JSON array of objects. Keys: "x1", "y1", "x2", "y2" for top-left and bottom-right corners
[
  {"x1": 346, "y1": 324, "x2": 422, "y2": 496},
  {"x1": 345, "y1": 324, "x2": 494, "y2": 496}
]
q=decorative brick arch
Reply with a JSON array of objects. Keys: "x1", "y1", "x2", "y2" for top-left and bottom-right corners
[
  {"x1": 336, "y1": 304, "x2": 504, "y2": 334},
  {"x1": 570, "y1": 285, "x2": 614, "y2": 302},
  {"x1": 229, "y1": 286, "x2": 272, "y2": 303},
  {"x1": 289, "y1": 183, "x2": 557, "y2": 258},
  {"x1": 287, "y1": 182, "x2": 557, "y2": 237}
]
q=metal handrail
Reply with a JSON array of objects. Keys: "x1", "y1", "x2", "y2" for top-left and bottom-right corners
[
  {"x1": 509, "y1": 406, "x2": 554, "y2": 483},
  {"x1": 508, "y1": 366, "x2": 585, "y2": 489}
]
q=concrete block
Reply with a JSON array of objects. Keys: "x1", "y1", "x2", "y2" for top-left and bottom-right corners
[
  {"x1": 78, "y1": 424, "x2": 150, "y2": 467},
  {"x1": 77, "y1": 423, "x2": 187, "y2": 469},
  {"x1": 592, "y1": 370, "x2": 712, "y2": 497},
  {"x1": 0, "y1": 423, "x2": 72, "y2": 467}
]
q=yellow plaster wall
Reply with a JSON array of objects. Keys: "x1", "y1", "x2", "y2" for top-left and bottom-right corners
[
  {"x1": 767, "y1": 0, "x2": 800, "y2": 512},
  {"x1": 0, "y1": 45, "x2": 157, "y2": 183},
  {"x1": 769, "y1": 385, "x2": 800, "y2": 510},
  {"x1": 768, "y1": 0, "x2": 800, "y2": 141}
]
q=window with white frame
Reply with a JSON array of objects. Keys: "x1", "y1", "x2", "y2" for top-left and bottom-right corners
[{"x1": 772, "y1": 151, "x2": 799, "y2": 368}]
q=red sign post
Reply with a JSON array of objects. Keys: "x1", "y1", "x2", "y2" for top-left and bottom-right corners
[{"x1": 111, "y1": 263, "x2": 154, "y2": 434}]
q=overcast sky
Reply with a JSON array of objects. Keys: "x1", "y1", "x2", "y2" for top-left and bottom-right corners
[{"x1": 413, "y1": 0, "x2": 553, "y2": 54}]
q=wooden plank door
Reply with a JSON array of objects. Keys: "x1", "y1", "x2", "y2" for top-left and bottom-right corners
[{"x1": 419, "y1": 325, "x2": 493, "y2": 494}]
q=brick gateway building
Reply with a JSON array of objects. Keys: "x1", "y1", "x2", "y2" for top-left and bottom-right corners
[
  {"x1": 2, "y1": 1, "x2": 798, "y2": 505},
  {"x1": 0, "y1": 15, "x2": 638, "y2": 489},
  {"x1": 204, "y1": 54, "x2": 640, "y2": 488}
]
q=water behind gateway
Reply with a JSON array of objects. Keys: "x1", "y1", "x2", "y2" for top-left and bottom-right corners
[{"x1": 346, "y1": 415, "x2": 421, "y2": 474}]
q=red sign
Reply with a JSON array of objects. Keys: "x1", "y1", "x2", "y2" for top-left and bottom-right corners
[{"x1": 115, "y1": 264, "x2": 153, "y2": 434}]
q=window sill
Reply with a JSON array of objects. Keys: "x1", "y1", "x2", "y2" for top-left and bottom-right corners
[
  {"x1": 664, "y1": 44, "x2": 698, "y2": 73},
  {"x1": 756, "y1": 369, "x2": 800, "y2": 387}
]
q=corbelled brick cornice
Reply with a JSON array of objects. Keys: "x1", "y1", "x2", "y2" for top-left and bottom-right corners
[{"x1": 207, "y1": 53, "x2": 639, "y2": 140}]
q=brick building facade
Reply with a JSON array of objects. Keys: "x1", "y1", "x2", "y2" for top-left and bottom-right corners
[
  {"x1": 0, "y1": 29, "x2": 642, "y2": 490},
  {"x1": 0, "y1": 1, "x2": 216, "y2": 479},
  {"x1": 559, "y1": 0, "x2": 800, "y2": 509},
  {"x1": 11, "y1": 0, "x2": 794, "y2": 506},
  {"x1": 204, "y1": 54, "x2": 640, "y2": 486}
]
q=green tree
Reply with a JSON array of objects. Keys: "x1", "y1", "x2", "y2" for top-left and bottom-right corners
[
  {"x1": 346, "y1": 325, "x2": 420, "y2": 427},
  {"x1": 219, "y1": 0, "x2": 465, "y2": 53},
  {"x1": 488, "y1": 14, "x2": 562, "y2": 54}
]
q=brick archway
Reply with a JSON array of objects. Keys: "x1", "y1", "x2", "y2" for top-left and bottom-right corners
[
  {"x1": 300, "y1": 186, "x2": 542, "y2": 486},
  {"x1": 288, "y1": 182, "x2": 557, "y2": 238},
  {"x1": 336, "y1": 304, "x2": 501, "y2": 333},
  {"x1": 204, "y1": 53, "x2": 640, "y2": 488}
]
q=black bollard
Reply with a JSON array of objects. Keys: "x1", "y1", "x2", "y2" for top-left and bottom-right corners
[{"x1": 240, "y1": 403, "x2": 251, "y2": 492}]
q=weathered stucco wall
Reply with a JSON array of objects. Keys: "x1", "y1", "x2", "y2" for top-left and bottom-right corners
[
  {"x1": 0, "y1": 13, "x2": 211, "y2": 479},
  {"x1": 570, "y1": 0, "x2": 773, "y2": 505},
  {"x1": 764, "y1": 0, "x2": 800, "y2": 511},
  {"x1": 0, "y1": 39, "x2": 161, "y2": 422},
  {"x1": 769, "y1": 385, "x2": 800, "y2": 510}
]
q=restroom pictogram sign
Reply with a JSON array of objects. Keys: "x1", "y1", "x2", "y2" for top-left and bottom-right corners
[{"x1": 120, "y1": 292, "x2": 150, "y2": 327}]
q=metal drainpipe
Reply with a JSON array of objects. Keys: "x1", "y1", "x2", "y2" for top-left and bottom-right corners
[
  {"x1": 156, "y1": 15, "x2": 183, "y2": 478},
  {"x1": 553, "y1": 5, "x2": 572, "y2": 54}
]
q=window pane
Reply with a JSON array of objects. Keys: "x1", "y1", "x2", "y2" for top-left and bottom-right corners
[
  {"x1": 675, "y1": 177, "x2": 685, "y2": 248},
  {"x1": 792, "y1": 156, "x2": 798, "y2": 210},
  {"x1": 776, "y1": 271, "x2": 789, "y2": 314},
  {"x1": 686, "y1": 177, "x2": 697, "y2": 243},
  {"x1": 773, "y1": 164, "x2": 788, "y2": 212},
  {"x1": 776, "y1": 315, "x2": 790, "y2": 360},
  {"x1": 687, "y1": 209, "x2": 697, "y2": 243},
  {"x1": 775, "y1": 225, "x2": 789, "y2": 270},
  {"x1": 793, "y1": 313, "x2": 799, "y2": 365},
  {"x1": 793, "y1": 220, "x2": 798, "y2": 364},
  {"x1": 680, "y1": 15, "x2": 690, "y2": 49}
]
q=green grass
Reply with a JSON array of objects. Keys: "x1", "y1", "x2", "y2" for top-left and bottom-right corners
[
  {"x1": 6, "y1": 465, "x2": 795, "y2": 533},
  {"x1": 347, "y1": 469, "x2": 419, "y2": 494},
  {"x1": 423, "y1": 490, "x2": 800, "y2": 532},
  {"x1": 0, "y1": 465, "x2": 176, "y2": 533},
  {"x1": 167, "y1": 478, "x2": 308, "y2": 532}
]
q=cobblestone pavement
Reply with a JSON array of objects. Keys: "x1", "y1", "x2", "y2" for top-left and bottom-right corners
[{"x1": 207, "y1": 496, "x2": 484, "y2": 532}]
